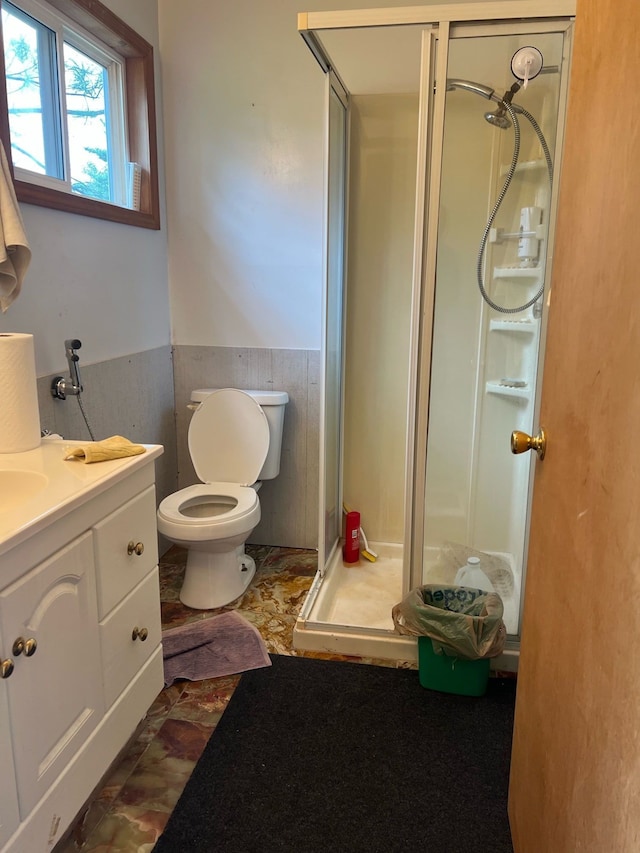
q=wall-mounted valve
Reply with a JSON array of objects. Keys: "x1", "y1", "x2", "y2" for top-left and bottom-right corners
[{"x1": 51, "y1": 339, "x2": 84, "y2": 400}]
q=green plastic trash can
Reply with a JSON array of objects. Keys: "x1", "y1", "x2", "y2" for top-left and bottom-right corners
[
  {"x1": 418, "y1": 636, "x2": 491, "y2": 696},
  {"x1": 392, "y1": 584, "x2": 506, "y2": 696}
]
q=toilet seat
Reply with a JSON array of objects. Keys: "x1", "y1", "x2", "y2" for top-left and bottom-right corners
[
  {"x1": 158, "y1": 390, "x2": 269, "y2": 547},
  {"x1": 157, "y1": 483, "x2": 260, "y2": 542},
  {"x1": 158, "y1": 483, "x2": 258, "y2": 524}
]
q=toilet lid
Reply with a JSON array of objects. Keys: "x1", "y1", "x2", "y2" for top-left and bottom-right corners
[{"x1": 188, "y1": 388, "x2": 270, "y2": 486}]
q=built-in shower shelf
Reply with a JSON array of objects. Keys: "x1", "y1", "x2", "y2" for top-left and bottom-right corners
[
  {"x1": 500, "y1": 158, "x2": 547, "y2": 176},
  {"x1": 493, "y1": 266, "x2": 542, "y2": 279},
  {"x1": 486, "y1": 381, "x2": 530, "y2": 400},
  {"x1": 489, "y1": 319, "x2": 537, "y2": 333}
]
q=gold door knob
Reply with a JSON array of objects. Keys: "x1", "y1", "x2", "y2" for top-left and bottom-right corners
[
  {"x1": 12, "y1": 637, "x2": 37, "y2": 657},
  {"x1": 0, "y1": 659, "x2": 14, "y2": 678},
  {"x1": 511, "y1": 428, "x2": 546, "y2": 460},
  {"x1": 132, "y1": 626, "x2": 148, "y2": 641},
  {"x1": 127, "y1": 541, "x2": 145, "y2": 556}
]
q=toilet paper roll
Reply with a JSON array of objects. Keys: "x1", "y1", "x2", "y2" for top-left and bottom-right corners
[{"x1": 0, "y1": 333, "x2": 41, "y2": 453}]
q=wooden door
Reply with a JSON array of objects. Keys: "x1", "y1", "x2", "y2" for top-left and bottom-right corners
[{"x1": 509, "y1": 1, "x2": 640, "y2": 851}]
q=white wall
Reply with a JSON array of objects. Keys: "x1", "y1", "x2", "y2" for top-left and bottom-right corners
[
  {"x1": 158, "y1": 0, "x2": 321, "y2": 349},
  {"x1": 159, "y1": 0, "x2": 423, "y2": 351},
  {"x1": 0, "y1": 0, "x2": 170, "y2": 378}
]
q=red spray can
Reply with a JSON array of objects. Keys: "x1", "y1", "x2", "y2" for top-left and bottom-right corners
[{"x1": 343, "y1": 510, "x2": 360, "y2": 564}]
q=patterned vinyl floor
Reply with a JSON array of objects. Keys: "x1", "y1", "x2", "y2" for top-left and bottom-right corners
[{"x1": 55, "y1": 544, "x2": 399, "y2": 852}]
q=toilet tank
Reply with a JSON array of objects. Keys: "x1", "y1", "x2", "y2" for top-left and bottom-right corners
[{"x1": 190, "y1": 389, "x2": 289, "y2": 480}]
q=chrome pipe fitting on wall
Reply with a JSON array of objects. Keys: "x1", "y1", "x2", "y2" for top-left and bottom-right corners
[{"x1": 51, "y1": 339, "x2": 84, "y2": 399}]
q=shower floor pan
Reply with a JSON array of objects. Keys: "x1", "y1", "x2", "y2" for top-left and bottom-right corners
[
  {"x1": 293, "y1": 542, "x2": 418, "y2": 662},
  {"x1": 294, "y1": 542, "x2": 521, "y2": 665}
]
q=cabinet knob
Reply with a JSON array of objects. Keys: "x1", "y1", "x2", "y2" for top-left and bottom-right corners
[
  {"x1": 1, "y1": 659, "x2": 14, "y2": 678},
  {"x1": 127, "y1": 541, "x2": 145, "y2": 556},
  {"x1": 12, "y1": 637, "x2": 37, "y2": 657},
  {"x1": 131, "y1": 626, "x2": 148, "y2": 641}
]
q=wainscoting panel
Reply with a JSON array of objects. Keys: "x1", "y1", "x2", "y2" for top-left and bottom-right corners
[
  {"x1": 173, "y1": 346, "x2": 320, "y2": 550},
  {"x1": 37, "y1": 346, "x2": 178, "y2": 519}
]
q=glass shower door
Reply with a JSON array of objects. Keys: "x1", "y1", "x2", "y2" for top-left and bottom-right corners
[
  {"x1": 420, "y1": 29, "x2": 569, "y2": 637},
  {"x1": 302, "y1": 24, "x2": 427, "y2": 634}
]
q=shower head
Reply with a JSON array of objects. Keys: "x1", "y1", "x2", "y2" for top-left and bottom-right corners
[
  {"x1": 484, "y1": 81, "x2": 525, "y2": 129},
  {"x1": 484, "y1": 109, "x2": 511, "y2": 129},
  {"x1": 446, "y1": 77, "x2": 526, "y2": 129}
]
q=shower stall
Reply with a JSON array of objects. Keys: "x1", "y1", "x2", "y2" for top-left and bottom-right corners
[{"x1": 294, "y1": 2, "x2": 575, "y2": 668}]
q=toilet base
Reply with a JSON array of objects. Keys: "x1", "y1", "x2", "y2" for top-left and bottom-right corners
[{"x1": 180, "y1": 546, "x2": 256, "y2": 610}]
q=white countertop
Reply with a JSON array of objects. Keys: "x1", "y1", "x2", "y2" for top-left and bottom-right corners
[{"x1": 0, "y1": 438, "x2": 163, "y2": 556}]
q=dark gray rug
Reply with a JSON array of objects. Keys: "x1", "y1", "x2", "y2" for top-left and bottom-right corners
[{"x1": 154, "y1": 654, "x2": 515, "y2": 853}]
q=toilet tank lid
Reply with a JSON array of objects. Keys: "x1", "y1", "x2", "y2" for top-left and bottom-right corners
[{"x1": 191, "y1": 388, "x2": 289, "y2": 406}]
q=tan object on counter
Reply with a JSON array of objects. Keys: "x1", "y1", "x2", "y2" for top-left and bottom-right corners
[{"x1": 64, "y1": 435, "x2": 146, "y2": 464}]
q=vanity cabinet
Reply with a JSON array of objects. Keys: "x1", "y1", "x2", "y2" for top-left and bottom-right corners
[
  {"x1": 96, "y1": 486, "x2": 162, "y2": 709},
  {"x1": 0, "y1": 687, "x2": 19, "y2": 848},
  {"x1": 0, "y1": 443, "x2": 164, "y2": 853},
  {"x1": 0, "y1": 532, "x2": 102, "y2": 818}
]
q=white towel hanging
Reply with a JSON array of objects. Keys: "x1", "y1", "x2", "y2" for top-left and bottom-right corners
[{"x1": 0, "y1": 141, "x2": 30, "y2": 313}]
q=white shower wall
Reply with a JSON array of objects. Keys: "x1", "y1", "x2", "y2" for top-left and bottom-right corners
[
  {"x1": 424, "y1": 95, "x2": 493, "y2": 547},
  {"x1": 469, "y1": 80, "x2": 558, "y2": 564},
  {"x1": 343, "y1": 93, "x2": 418, "y2": 545}
]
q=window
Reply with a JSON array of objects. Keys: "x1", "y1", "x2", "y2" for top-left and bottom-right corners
[{"x1": 0, "y1": 0, "x2": 159, "y2": 229}]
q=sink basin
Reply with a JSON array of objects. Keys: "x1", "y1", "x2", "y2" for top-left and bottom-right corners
[{"x1": 0, "y1": 470, "x2": 49, "y2": 513}]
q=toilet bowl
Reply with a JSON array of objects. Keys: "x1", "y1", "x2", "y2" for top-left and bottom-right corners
[{"x1": 157, "y1": 387, "x2": 288, "y2": 609}]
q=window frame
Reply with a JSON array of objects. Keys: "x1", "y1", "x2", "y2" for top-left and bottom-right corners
[{"x1": 0, "y1": 0, "x2": 160, "y2": 229}]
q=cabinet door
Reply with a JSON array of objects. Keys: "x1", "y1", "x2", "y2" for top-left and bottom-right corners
[
  {"x1": 0, "y1": 533, "x2": 103, "y2": 818},
  {"x1": 0, "y1": 685, "x2": 19, "y2": 848}
]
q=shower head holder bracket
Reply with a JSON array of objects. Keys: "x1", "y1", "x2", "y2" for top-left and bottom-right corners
[{"x1": 511, "y1": 46, "x2": 543, "y2": 88}]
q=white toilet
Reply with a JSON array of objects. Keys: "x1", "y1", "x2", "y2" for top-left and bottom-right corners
[{"x1": 157, "y1": 387, "x2": 288, "y2": 609}]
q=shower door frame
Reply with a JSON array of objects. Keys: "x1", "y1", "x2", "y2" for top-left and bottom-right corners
[
  {"x1": 295, "y1": 1, "x2": 577, "y2": 665},
  {"x1": 317, "y1": 69, "x2": 350, "y2": 581}
]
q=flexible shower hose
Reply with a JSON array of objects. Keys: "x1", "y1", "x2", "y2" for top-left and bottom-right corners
[
  {"x1": 476, "y1": 102, "x2": 554, "y2": 314},
  {"x1": 77, "y1": 392, "x2": 96, "y2": 440}
]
